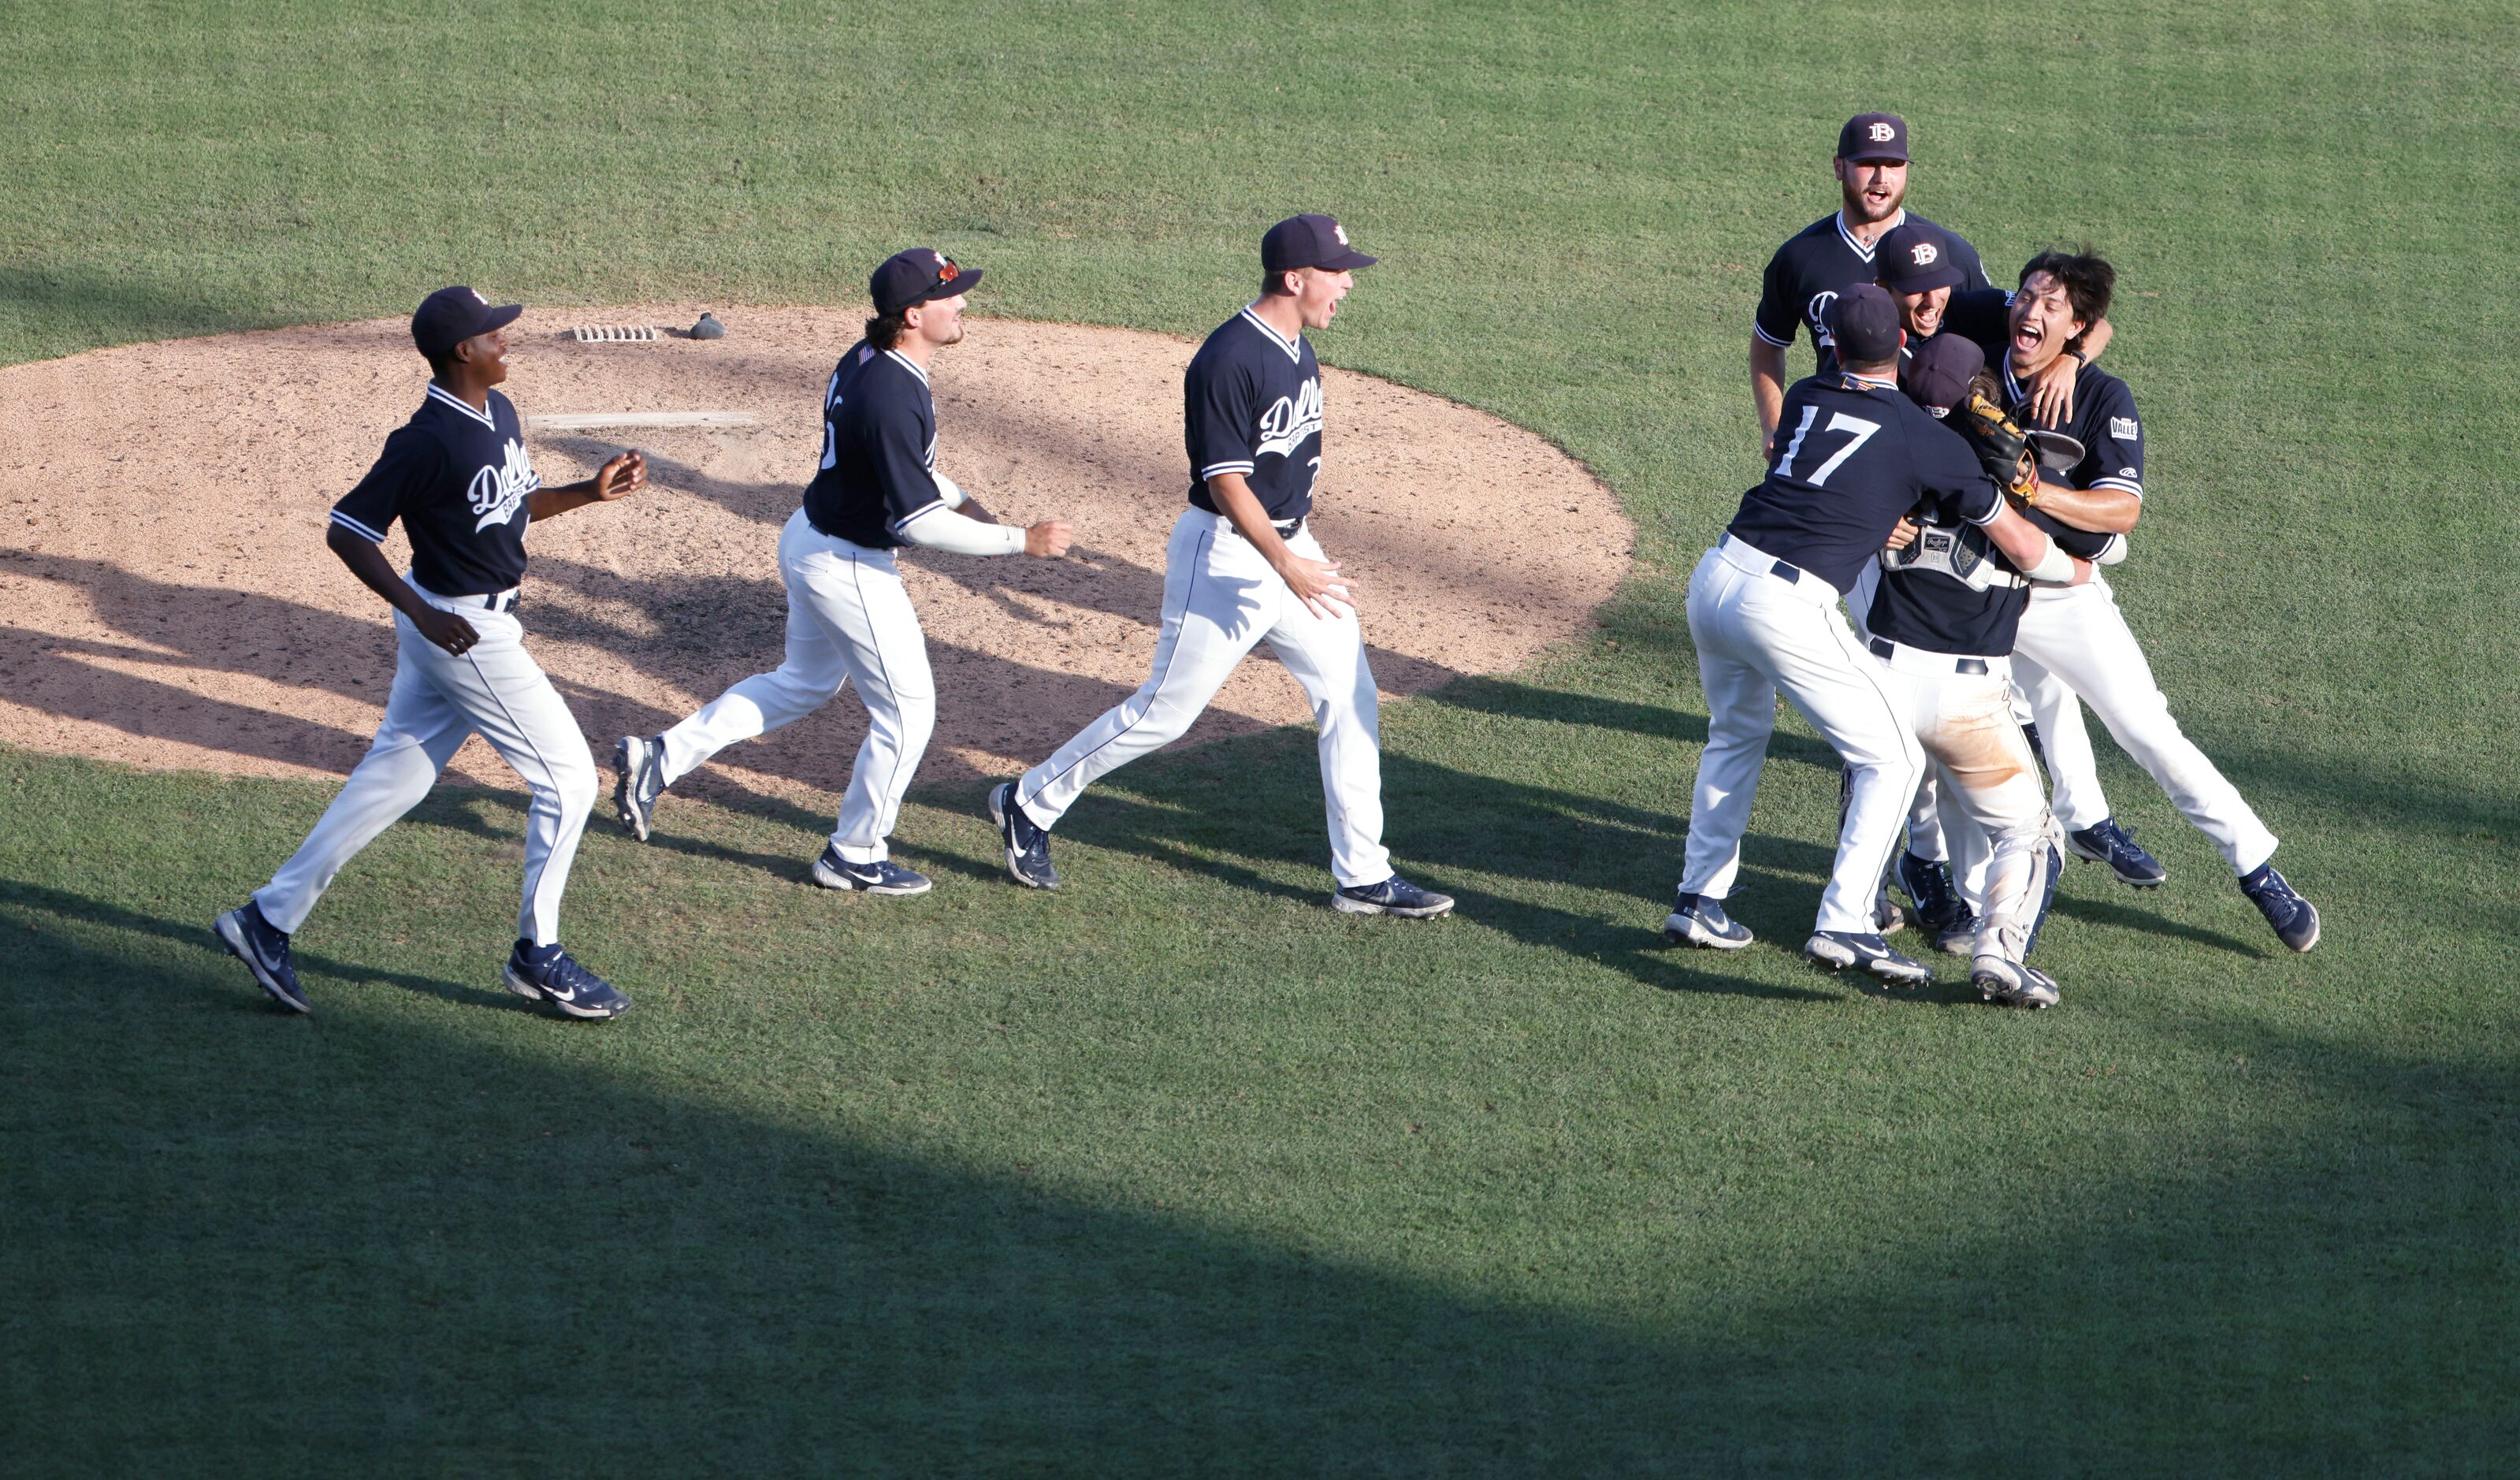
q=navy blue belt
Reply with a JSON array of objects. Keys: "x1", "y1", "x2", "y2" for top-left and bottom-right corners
[
  {"x1": 1870, "y1": 636, "x2": 1987, "y2": 674},
  {"x1": 1273, "y1": 517, "x2": 1304, "y2": 538}
]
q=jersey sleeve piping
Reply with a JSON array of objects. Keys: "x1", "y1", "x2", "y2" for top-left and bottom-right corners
[
  {"x1": 329, "y1": 509, "x2": 389, "y2": 543},
  {"x1": 888, "y1": 496, "x2": 947, "y2": 533},
  {"x1": 2089, "y1": 475, "x2": 2145, "y2": 500},
  {"x1": 1199, "y1": 459, "x2": 1258, "y2": 479},
  {"x1": 1752, "y1": 321, "x2": 1792, "y2": 348}
]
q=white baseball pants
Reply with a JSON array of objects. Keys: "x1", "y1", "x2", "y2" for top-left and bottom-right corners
[
  {"x1": 1680, "y1": 537, "x2": 1923, "y2": 935},
  {"x1": 1868, "y1": 645, "x2": 2057, "y2": 965},
  {"x1": 1017, "y1": 509, "x2": 1392, "y2": 888},
  {"x1": 1846, "y1": 562, "x2": 1953, "y2": 867},
  {"x1": 656, "y1": 508, "x2": 935, "y2": 864},
  {"x1": 255, "y1": 579, "x2": 597, "y2": 947},
  {"x1": 2013, "y1": 578, "x2": 2277, "y2": 875}
]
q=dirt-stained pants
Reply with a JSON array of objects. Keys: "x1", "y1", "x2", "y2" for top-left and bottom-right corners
[{"x1": 1866, "y1": 641, "x2": 2057, "y2": 969}]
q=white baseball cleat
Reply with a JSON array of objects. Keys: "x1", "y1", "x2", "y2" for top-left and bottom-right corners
[
  {"x1": 1804, "y1": 930, "x2": 1933, "y2": 985},
  {"x1": 1972, "y1": 955, "x2": 2061, "y2": 1009}
]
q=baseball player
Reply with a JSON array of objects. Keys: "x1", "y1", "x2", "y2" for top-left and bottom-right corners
[
  {"x1": 613, "y1": 251, "x2": 1072, "y2": 893},
  {"x1": 1866, "y1": 222, "x2": 2120, "y2": 946},
  {"x1": 987, "y1": 215, "x2": 1453, "y2": 919},
  {"x1": 1855, "y1": 333, "x2": 2091, "y2": 1006},
  {"x1": 1751, "y1": 113, "x2": 1995, "y2": 456},
  {"x1": 1667, "y1": 284, "x2": 2090, "y2": 984},
  {"x1": 1875, "y1": 219, "x2": 2115, "y2": 426},
  {"x1": 1940, "y1": 251, "x2": 2319, "y2": 951},
  {"x1": 214, "y1": 286, "x2": 648, "y2": 1018}
]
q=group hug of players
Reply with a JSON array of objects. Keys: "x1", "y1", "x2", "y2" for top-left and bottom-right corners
[{"x1": 1664, "y1": 111, "x2": 2318, "y2": 1008}]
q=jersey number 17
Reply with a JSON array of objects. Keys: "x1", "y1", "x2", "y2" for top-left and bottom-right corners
[{"x1": 1773, "y1": 407, "x2": 1880, "y2": 487}]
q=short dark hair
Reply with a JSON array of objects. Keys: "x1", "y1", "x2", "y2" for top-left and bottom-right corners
[
  {"x1": 1258, "y1": 270, "x2": 1296, "y2": 299},
  {"x1": 2018, "y1": 249, "x2": 2114, "y2": 332},
  {"x1": 864, "y1": 311, "x2": 908, "y2": 351}
]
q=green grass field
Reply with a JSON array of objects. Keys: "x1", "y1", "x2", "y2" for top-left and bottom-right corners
[{"x1": 5, "y1": 2, "x2": 2517, "y2": 1473}]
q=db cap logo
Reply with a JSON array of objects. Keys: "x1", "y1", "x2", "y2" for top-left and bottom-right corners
[
  {"x1": 1868, "y1": 121, "x2": 1897, "y2": 143},
  {"x1": 1332, "y1": 221, "x2": 1350, "y2": 245},
  {"x1": 1911, "y1": 242, "x2": 1939, "y2": 266}
]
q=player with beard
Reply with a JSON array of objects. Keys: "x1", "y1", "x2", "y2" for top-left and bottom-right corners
[
  {"x1": 1750, "y1": 113, "x2": 1999, "y2": 458},
  {"x1": 1938, "y1": 251, "x2": 2319, "y2": 951}
]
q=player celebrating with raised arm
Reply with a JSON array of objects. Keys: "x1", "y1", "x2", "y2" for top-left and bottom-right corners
[
  {"x1": 988, "y1": 215, "x2": 1452, "y2": 919},
  {"x1": 1667, "y1": 285, "x2": 2090, "y2": 984},
  {"x1": 214, "y1": 286, "x2": 647, "y2": 1019},
  {"x1": 1941, "y1": 251, "x2": 2318, "y2": 950},
  {"x1": 1750, "y1": 113, "x2": 1997, "y2": 456},
  {"x1": 612, "y1": 251, "x2": 1072, "y2": 894}
]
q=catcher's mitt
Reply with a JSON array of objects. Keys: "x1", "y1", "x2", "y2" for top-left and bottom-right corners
[{"x1": 1951, "y1": 374, "x2": 2041, "y2": 499}]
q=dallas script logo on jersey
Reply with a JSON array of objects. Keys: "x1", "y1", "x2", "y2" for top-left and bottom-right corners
[
  {"x1": 1805, "y1": 289, "x2": 1840, "y2": 348},
  {"x1": 468, "y1": 438, "x2": 541, "y2": 532},
  {"x1": 1256, "y1": 377, "x2": 1325, "y2": 461}
]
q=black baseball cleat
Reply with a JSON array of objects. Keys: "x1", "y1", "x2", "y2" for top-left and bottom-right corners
[
  {"x1": 2066, "y1": 817, "x2": 2167, "y2": 887},
  {"x1": 2239, "y1": 862, "x2": 2320, "y2": 953},
  {"x1": 1894, "y1": 850, "x2": 1966, "y2": 934},
  {"x1": 614, "y1": 734, "x2": 666, "y2": 842},
  {"x1": 1663, "y1": 891, "x2": 1752, "y2": 950},
  {"x1": 1932, "y1": 909, "x2": 1982, "y2": 957},
  {"x1": 214, "y1": 900, "x2": 308, "y2": 1013},
  {"x1": 989, "y1": 782, "x2": 1059, "y2": 890},
  {"x1": 809, "y1": 844, "x2": 932, "y2": 896},
  {"x1": 503, "y1": 943, "x2": 630, "y2": 1021},
  {"x1": 1804, "y1": 930, "x2": 1934, "y2": 986},
  {"x1": 1333, "y1": 874, "x2": 1455, "y2": 918}
]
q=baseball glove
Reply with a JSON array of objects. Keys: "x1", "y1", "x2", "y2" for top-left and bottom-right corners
[{"x1": 1951, "y1": 376, "x2": 2041, "y2": 499}]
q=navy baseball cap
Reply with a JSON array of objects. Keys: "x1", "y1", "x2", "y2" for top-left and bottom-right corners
[
  {"x1": 1838, "y1": 112, "x2": 1910, "y2": 162},
  {"x1": 1903, "y1": 332, "x2": 1986, "y2": 416},
  {"x1": 1875, "y1": 221, "x2": 1965, "y2": 294},
  {"x1": 412, "y1": 285, "x2": 522, "y2": 360},
  {"x1": 871, "y1": 248, "x2": 982, "y2": 317},
  {"x1": 1262, "y1": 214, "x2": 1377, "y2": 273},
  {"x1": 1827, "y1": 283, "x2": 1903, "y2": 366}
]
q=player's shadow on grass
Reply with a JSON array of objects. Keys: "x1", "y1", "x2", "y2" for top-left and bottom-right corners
[
  {"x1": 1042, "y1": 730, "x2": 1849, "y2": 1003},
  {"x1": 0, "y1": 877, "x2": 524, "y2": 1013},
  {"x1": 2048, "y1": 889, "x2": 2264, "y2": 958},
  {"x1": 6, "y1": 876, "x2": 2508, "y2": 1471}
]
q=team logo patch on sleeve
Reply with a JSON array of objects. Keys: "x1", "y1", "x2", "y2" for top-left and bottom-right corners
[{"x1": 2110, "y1": 416, "x2": 2139, "y2": 440}]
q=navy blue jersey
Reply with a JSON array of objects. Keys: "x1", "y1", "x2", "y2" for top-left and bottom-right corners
[
  {"x1": 1942, "y1": 286, "x2": 2011, "y2": 357},
  {"x1": 1938, "y1": 297, "x2": 2134, "y2": 559},
  {"x1": 801, "y1": 341, "x2": 942, "y2": 549},
  {"x1": 1865, "y1": 491, "x2": 2032, "y2": 659},
  {"x1": 1184, "y1": 307, "x2": 1322, "y2": 523},
  {"x1": 1996, "y1": 355, "x2": 2143, "y2": 500},
  {"x1": 1755, "y1": 211, "x2": 1989, "y2": 377},
  {"x1": 330, "y1": 384, "x2": 541, "y2": 597},
  {"x1": 1992, "y1": 353, "x2": 2145, "y2": 559},
  {"x1": 1726, "y1": 374, "x2": 2003, "y2": 595}
]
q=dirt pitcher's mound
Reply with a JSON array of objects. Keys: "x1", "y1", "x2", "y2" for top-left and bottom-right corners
[{"x1": 0, "y1": 307, "x2": 1630, "y2": 805}]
